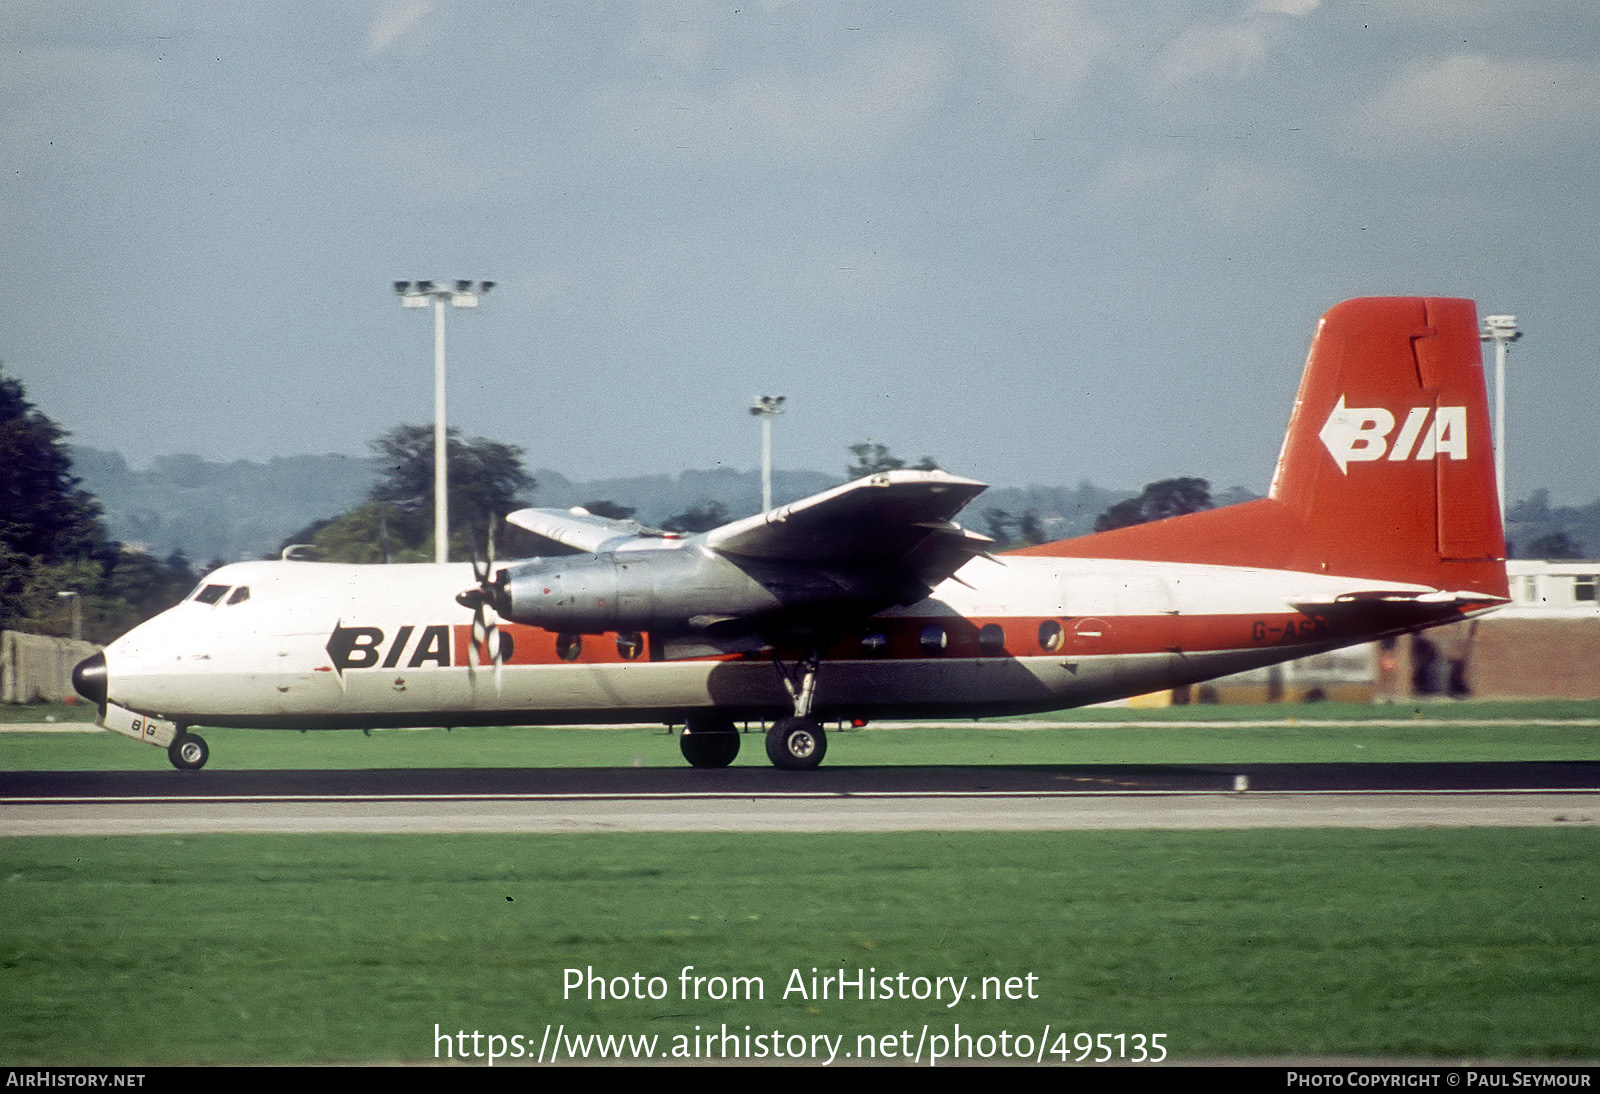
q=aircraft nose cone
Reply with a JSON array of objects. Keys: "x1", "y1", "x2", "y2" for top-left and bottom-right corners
[{"x1": 72, "y1": 652, "x2": 107, "y2": 708}]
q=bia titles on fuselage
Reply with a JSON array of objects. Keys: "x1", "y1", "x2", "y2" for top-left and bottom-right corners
[{"x1": 73, "y1": 297, "x2": 1509, "y2": 771}]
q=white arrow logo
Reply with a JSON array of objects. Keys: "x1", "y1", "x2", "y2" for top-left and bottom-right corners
[
  {"x1": 1319, "y1": 397, "x2": 1394, "y2": 473},
  {"x1": 1319, "y1": 398, "x2": 1469, "y2": 474}
]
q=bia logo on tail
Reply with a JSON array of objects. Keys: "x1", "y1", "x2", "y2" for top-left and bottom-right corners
[{"x1": 1319, "y1": 397, "x2": 1468, "y2": 474}]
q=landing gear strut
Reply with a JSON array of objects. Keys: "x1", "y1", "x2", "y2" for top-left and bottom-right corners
[
  {"x1": 679, "y1": 712, "x2": 741, "y2": 768},
  {"x1": 766, "y1": 651, "x2": 827, "y2": 770},
  {"x1": 167, "y1": 730, "x2": 209, "y2": 771}
]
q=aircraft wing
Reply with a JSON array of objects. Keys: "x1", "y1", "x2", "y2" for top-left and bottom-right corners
[
  {"x1": 505, "y1": 507, "x2": 676, "y2": 554},
  {"x1": 489, "y1": 471, "x2": 992, "y2": 643},
  {"x1": 703, "y1": 469, "x2": 992, "y2": 586}
]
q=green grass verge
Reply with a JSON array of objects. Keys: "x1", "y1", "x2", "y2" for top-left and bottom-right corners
[
  {"x1": 0, "y1": 701, "x2": 99, "y2": 724},
  {"x1": 4, "y1": 699, "x2": 1600, "y2": 770},
  {"x1": 2, "y1": 830, "x2": 1595, "y2": 1064}
]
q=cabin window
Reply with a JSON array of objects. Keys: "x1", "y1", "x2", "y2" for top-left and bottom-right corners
[
  {"x1": 978, "y1": 623, "x2": 1006, "y2": 655},
  {"x1": 226, "y1": 586, "x2": 251, "y2": 605},
  {"x1": 919, "y1": 624, "x2": 947, "y2": 656},
  {"x1": 194, "y1": 584, "x2": 229, "y2": 605},
  {"x1": 557, "y1": 633, "x2": 583, "y2": 661},
  {"x1": 860, "y1": 631, "x2": 888, "y2": 655},
  {"x1": 1576, "y1": 575, "x2": 1598, "y2": 602},
  {"x1": 616, "y1": 632, "x2": 644, "y2": 660},
  {"x1": 1038, "y1": 619, "x2": 1064, "y2": 652}
]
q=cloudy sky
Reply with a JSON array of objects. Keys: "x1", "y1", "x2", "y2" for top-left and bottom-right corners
[{"x1": 6, "y1": 1, "x2": 1598, "y2": 502}]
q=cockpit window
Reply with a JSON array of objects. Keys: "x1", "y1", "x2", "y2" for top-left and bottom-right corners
[
  {"x1": 194, "y1": 584, "x2": 230, "y2": 605},
  {"x1": 226, "y1": 586, "x2": 251, "y2": 605}
]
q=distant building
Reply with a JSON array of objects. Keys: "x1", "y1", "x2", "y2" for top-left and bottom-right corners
[{"x1": 1448, "y1": 559, "x2": 1600, "y2": 700}]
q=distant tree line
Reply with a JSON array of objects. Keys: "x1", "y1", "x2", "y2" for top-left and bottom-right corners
[
  {"x1": 277, "y1": 424, "x2": 536, "y2": 563},
  {"x1": 1, "y1": 368, "x2": 205, "y2": 644},
  {"x1": 1093, "y1": 477, "x2": 1214, "y2": 532},
  {"x1": 1507, "y1": 489, "x2": 1598, "y2": 559}
]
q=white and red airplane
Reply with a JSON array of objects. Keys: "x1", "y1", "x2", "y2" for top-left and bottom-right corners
[{"x1": 73, "y1": 297, "x2": 1508, "y2": 771}]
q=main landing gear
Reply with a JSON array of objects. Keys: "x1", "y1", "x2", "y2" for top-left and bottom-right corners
[
  {"x1": 678, "y1": 650, "x2": 832, "y2": 771},
  {"x1": 679, "y1": 713, "x2": 741, "y2": 768},
  {"x1": 765, "y1": 716, "x2": 826, "y2": 770},
  {"x1": 765, "y1": 650, "x2": 827, "y2": 771},
  {"x1": 167, "y1": 730, "x2": 209, "y2": 771}
]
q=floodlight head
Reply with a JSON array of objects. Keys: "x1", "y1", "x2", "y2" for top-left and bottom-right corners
[
  {"x1": 394, "y1": 278, "x2": 493, "y2": 307},
  {"x1": 1482, "y1": 314, "x2": 1521, "y2": 342},
  {"x1": 751, "y1": 394, "x2": 786, "y2": 417}
]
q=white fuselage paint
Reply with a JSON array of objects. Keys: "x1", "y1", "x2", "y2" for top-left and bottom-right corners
[{"x1": 101, "y1": 556, "x2": 1435, "y2": 729}]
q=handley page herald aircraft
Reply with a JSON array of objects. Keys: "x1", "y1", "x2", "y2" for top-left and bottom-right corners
[{"x1": 74, "y1": 297, "x2": 1508, "y2": 770}]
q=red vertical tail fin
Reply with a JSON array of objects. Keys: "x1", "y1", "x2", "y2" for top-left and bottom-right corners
[
  {"x1": 1269, "y1": 296, "x2": 1505, "y2": 591},
  {"x1": 1017, "y1": 297, "x2": 1509, "y2": 598}
]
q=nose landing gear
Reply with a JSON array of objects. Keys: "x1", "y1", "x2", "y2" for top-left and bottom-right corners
[{"x1": 167, "y1": 731, "x2": 209, "y2": 771}]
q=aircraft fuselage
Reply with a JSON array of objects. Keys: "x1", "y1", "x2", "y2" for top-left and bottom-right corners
[{"x1": 96, "y1": 552, "x2": 1464, "y2": 732}]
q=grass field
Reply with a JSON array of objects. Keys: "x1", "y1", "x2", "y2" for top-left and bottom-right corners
[
  {"x1": 4, "y1": 700, "x2": 1596, "y2": 1066},
  {"x1": 1, "y1": 829, "x2": 1596, "y2": 1065},
  {"x1": 4, "y1": 699, "x2": 1600, "y2": 770}
]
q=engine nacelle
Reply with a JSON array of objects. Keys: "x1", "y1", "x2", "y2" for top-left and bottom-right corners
[
  {"x1": 483, "y1": 549, "x2": 899, "y2": 637},
  {"x1": 492, "y1": 549, "x2": 778, "y2": 634}
]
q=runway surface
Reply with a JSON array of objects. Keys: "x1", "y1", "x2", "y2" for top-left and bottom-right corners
[{"x1": 3, "y1": 763, "x2": 1596, "y2": 835}]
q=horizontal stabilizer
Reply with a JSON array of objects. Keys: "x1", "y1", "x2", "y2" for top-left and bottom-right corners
[{"x1": 1290, "y1": 589, "x2": 1509, "y2": 613}]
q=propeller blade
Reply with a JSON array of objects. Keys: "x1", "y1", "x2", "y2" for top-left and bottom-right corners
[{"x1": 462, "y1": 516, "x2": 505, "y2": 690}]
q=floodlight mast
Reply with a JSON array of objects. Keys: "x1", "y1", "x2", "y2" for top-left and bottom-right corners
[
  {"x1": 392, "y1": 280, "x2": 496, "y2": 563},
  {"x1": 56, "y1": 590, "x2": 81, "y2": 642},
  {"x1": 749, "y1": 395, "x2": 786, "y2": 512},
  {"x1": 1479, "y1": 314, "x2": 1521, "y2": 523}
]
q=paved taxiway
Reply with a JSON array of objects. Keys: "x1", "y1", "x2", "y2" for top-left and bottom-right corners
[{"x1": 2, "y1": 763, "x2": 1595, "y2": 835}]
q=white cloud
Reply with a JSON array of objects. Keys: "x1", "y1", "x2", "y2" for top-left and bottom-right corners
[
  {"x1": 1252, "y1": 0, "x2": 1319, "y2": 15},
  {"x1": 1150, "y1": 0, "x2": 1319, "y2": 90},
  {"x1": 971, "y1": 0, "x2": 1105, "y2": 109},
  {"x1": 1086, "y1": 150, "x2": 1183, "y2": 208},
  {"x1": 1346, "y1": 53, "x2": 1600, "y2": 155},
  {"x1": 1353, "y1": 0, "x2": 1522, "y2": 25},
  {"x1": 582, "y1": 36, "x2": 949, "y2": 165},
  {"x1": 368, "y1": 0, "x2": 431, "y2": 54},
  {"x1": 1088, "y1": 150, "x2": 1304, "y2": 227},
  {"x1": 1194, "y1": 160, "x2": 1306, "y2": 224}
]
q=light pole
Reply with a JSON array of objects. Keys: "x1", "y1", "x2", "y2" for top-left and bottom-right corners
[
  {"x1": 750, "y1": 395, "x2": 786, "y2": 512},
  {"x1": 56, "y1": 590, "x2": 81, "y2": 642},
  {"x1": 1479, "y1": 314, "x2": 1521, "y2": 523},
  {"x1": 393, "y1": 279, "x2": 495, "y2": 563}
]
